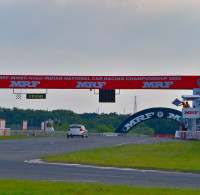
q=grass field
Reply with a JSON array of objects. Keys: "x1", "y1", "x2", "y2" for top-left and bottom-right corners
[
  {"x1": 42, "y1": 141, "x2": 200, "y2": 173},
  {"x1": 1, "y1": 179, "x2": 200, "y2": 195}
]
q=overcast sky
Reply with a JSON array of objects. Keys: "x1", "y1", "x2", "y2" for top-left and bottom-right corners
[{"x1": 0, "y1": 0, "x2": 199, "y2": 114}]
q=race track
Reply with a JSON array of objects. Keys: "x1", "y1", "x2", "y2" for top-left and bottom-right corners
[{"x1": 0, "y1": 136, "x2": 200, "y2": 189}]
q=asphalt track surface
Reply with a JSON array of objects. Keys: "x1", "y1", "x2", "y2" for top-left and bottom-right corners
[{"x1": 1, "y1": 136, "x2": 200, "y2": 189}]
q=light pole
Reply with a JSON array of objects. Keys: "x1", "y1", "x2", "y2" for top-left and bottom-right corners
[{"x1": 54, "y1": 119, "x2": 58, "y2": 131}]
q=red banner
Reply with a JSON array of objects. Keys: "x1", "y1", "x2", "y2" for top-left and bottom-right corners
[
  {"x1": 23, "y1": 120, "x2": 28, "y2": 131},
  {"x1": 0, "y1": 75, "x2": 199, "y2": 89},
  {"x1": 41, "y1": 122, "x2": 45, "y2": 131}
]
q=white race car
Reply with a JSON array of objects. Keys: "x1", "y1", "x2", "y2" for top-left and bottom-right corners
[{"x1": 67, "y1": 124, "x2": 88, "y2": 138}]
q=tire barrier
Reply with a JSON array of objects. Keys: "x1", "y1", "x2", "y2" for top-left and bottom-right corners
[{"x1": 115, "y1": 107, "x2": 182, "y2": 133}]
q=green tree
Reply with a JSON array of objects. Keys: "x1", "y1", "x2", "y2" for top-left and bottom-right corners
[
  {"x1": 130, "y1": 124, "x2": 154, "y2": 136},
  {"x1": 96, "y1": 125, "x2": 113, "y2": 133}
]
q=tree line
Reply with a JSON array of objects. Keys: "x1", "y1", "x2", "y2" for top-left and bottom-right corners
[{"x1": 0, "y1": 107, "x2": 179, "y2": 136}]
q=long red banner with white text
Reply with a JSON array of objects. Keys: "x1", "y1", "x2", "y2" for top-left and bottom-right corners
[{"x1": 0, "y1": 75, "x2": 200, "y2": 89}]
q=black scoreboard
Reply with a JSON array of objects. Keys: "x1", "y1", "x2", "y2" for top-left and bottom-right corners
[{"x1": 99, "y1": 89, "x2": 115, "y2": 103}]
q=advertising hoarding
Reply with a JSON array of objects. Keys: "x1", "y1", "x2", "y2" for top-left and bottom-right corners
[
  {"x1": 0, "y1": 75, "x2": 199, "y2": 89},
  {"x1": 182, "y1": 108, "x2": 200, "y2": 119},
  {"x1": 23, "y1": 120, "x2": 28, "y2": 131},
  {"x1": 41, "y1": 122, "x2": 45, "y2": 131},
  {"x1": 45, "y1": 120, "x2": 54, "y2": 132}
]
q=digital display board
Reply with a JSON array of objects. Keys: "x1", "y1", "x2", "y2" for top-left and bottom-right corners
[
  {"x1": 99, "y1": 89, "x2": 115, "y2": 103},
  {"x1": 26, "y1": 94, "x2": 46, "y2": 99}
]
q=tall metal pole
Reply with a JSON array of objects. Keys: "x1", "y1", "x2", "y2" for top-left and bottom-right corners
[{"x1": 134, "y1": 96, "x2": 137, "y2": 114}]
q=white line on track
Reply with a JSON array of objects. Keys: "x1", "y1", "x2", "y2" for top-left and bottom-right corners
[
  {"x1": 50, "y1": 180, "x2": 98, "y2": 183},
  {"x1": 26, "y1": 159, "x2": 199, "y2": 176},
  {"x1": 114, "y1": 138, "x2": 149, "y2": 146}
]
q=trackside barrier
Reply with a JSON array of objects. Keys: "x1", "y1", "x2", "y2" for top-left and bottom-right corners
[
  {"x1": 175, "y1": 131, "x2": 200, "y2": 140},
  {"x1": 101, "y1": 133, "x2": 148, "y2": 137},
  {"x1": 0, "y1": 129, "x2": 5, "y2": 136},
  {"x1": 9, "y1": 130, "x2": 66, "y2": 136},
  {"x1": 0, "y1": 128, "x2": 10, "y2": 136},
  {"x1": 88, "y1": 133, "x2": 148, "y2": 137},
  {"x1": 152, "y1": 134, "x2": 174, "y2": 138},
  {"x1": 8, "y1": 130, "x2": 148, "y2": 137},
  {"x1": 102, "y1": 133, "x2": 118, "y2": 136},
  {"x1": 0, "y1": 119, "x2": 6, "y2": 136},
  {"x1": 5, "y1": 128, "x2": 11, "y2": 136}
]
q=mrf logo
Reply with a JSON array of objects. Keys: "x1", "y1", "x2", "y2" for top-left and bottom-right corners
[
  {"x1": 76, "y1": 82, "x2": 106, "y2": 88},
  {"x1": 142, "y1": 81, "x2": 173, "y2": 88},
  {"x1": 184, "y1": 111, "x2": 199, "y2": 115},
  {"x1": 9, "y1": 81, "x2": 40, "y2": 88}
]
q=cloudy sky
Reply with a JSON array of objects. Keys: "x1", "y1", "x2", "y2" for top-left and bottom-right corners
[{"x1": 0, "y1": 0, "x2": 199, "y2": 114}]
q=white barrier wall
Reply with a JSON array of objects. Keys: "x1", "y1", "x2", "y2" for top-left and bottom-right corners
[
  {"x1": 0, "y1": 119, "x2": 6, "y2": 136},
  {"x1": 175, "y1": 131, "x2": 200, "y2": 140}
]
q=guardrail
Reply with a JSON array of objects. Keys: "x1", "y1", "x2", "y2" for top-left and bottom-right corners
[
  {"x1": 6, "y1": 130, "x2": 148, "y2": 137},
  {"x1": 9, "y1": 130, "x2": 66, "y2": 136}
]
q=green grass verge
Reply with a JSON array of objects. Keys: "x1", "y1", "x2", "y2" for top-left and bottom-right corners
[
  {"x1": 42, "y1": 141, "x2": 200, "y2": 173},
  {"x1": 0, "y1": 179, "x2": 200, "y2": 195}
]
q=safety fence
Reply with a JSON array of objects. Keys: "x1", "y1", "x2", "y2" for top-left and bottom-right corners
[{"x1": 175, "y1": 131, "x2": 200, "y2": 140}]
